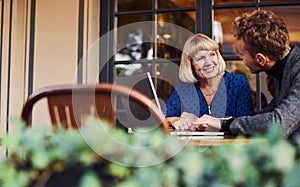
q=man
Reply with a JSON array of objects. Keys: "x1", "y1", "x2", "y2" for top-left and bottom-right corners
[{"x1": 196, "y1": 10, "x2": 300, "y2": 139}]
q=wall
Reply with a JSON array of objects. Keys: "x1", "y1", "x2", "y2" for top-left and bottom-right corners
[
  {"x1": 32, "y1": 0, "x2": 79, "y2": 127},
  {"x1": 0, "y1": 0, "x2": 100, "y2": 157}
]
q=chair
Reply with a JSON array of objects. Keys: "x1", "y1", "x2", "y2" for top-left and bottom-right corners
[{"x1": 21, "y1": 83, "x2": 169, "y2": 130}]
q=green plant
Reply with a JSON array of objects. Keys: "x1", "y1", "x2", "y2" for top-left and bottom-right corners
[{"x1": 1, "y1": 118, "x2": 300, "y2": 187}]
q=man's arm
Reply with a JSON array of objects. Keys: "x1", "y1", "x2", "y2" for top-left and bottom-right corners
[
  {"x1": 195, "y1": 73, "x2": 300, "y2": 138},
  {"x1": 230, "y1": 73, "x2": 300, "y2": 137}
]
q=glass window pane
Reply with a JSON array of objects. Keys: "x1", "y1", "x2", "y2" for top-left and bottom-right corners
[
  {"x1": 157, "y1": 62, "x2": 180, "y2": 103},
  {"x1": 158, "y1": 0, "x2": 195, "y2": 9},
  {"x1": 116, "y1": 15, "x2": 153, "y2": 61},
  {"x1": 214, "y1": 8, "x2": 256, "y2": 45},
  {"x1": 263, "y1": 6, "x2": 300, "y2": 45},
  {"x1": 117, "y1": 14, "x2": 152, "y2": 27},
  {"x1": 157, "y1": 12, "x2": 195, "y2": 32},
  {"x1": 214, "y1": 0, "x2": 255, "y2": 5},
  {"x1": 117, "y1": 0, "x2": 152, "y2": 12},
  {"x1": 157, "y1": 12, "x2": 195, "y2": 59},
  {"x1": 214, "y1": 7, "x2": 300, "y2": 45}
]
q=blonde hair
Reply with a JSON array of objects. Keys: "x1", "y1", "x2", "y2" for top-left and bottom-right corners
[{"x1": 179, "y1": 33, "x2": 226, "y2": 83}]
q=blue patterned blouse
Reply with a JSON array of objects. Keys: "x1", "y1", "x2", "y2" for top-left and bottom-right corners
[{"x1": 163, "y1": 71, "x2": 254, "y2": 118}]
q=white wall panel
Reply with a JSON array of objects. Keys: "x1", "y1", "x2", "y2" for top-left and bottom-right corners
[{"x1": 32, "y1": 0, "x2": 79, "y2": 126}]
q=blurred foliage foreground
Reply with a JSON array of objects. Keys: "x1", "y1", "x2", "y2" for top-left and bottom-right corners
[{"x1": 1, "y1": 117, "x2": 300, "y2": 187}]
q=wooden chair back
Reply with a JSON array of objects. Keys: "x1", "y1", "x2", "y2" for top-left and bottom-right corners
[{"x1": 21, "y1": 83, "x2": 168, "y2": 130}]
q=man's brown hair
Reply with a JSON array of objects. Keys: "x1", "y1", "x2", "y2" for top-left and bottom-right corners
[{"x1": 232, "y1": 10, "x2": 290, "y2": 61}]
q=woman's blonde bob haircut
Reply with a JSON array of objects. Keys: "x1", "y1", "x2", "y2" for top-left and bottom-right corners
[{"x1": 179, "y1": 33, "x2": 226, "y2": 83}]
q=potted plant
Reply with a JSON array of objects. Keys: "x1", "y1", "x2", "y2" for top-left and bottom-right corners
[{"x1": 0, "y1": 117, "x2": 300, "y2": 187}]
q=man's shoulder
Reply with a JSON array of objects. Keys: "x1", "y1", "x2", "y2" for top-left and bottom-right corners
[
  {"x1": 285, "y1": 46, "x2": 300, "y2": 72},
  {"x1": 289, "y1": 45, "x2": 300, "y2": 62}
]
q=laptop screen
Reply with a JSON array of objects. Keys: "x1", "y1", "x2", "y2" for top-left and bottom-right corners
[{"x1": 115, "y1": 72, "x2": 162, "y2": 130}]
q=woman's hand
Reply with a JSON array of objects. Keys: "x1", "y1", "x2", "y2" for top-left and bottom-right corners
[
  {"x1": 171, "y1": 117, "x2": 192, "y2": 130},
  {"x1": 167, "y1": 112, "x2": 208, "y2": 131},
  {"x1": 166, "y1": 116, "x2": 181, "y2": 124},
  {"x1": 193, "y1": 114, "x2": 222, "y2": 130}
]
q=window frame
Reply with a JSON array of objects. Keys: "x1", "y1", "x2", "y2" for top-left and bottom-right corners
[{"x1": 99, "y1": 0, "x2": 300, "y2": 111}]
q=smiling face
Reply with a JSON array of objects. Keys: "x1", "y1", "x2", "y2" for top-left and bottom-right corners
[{"x1": 192, "y1": 50, "x2": 219, "y2": 79}]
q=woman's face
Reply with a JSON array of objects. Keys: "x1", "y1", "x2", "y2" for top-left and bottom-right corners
[{"x1": 191, "y1": 50, "x2": 219, "y2": 80}]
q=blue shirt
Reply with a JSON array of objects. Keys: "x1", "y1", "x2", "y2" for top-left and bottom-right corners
[{"x1": 163, "y1": 72, "x2": 254, "y2": 118}]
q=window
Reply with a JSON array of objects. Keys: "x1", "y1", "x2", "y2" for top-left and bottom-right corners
[
  {"x1": 100, "y1": 0, "x2": 212, "y2": 104},
  {"x1": 100, "y1": 0, "x2": 300, "y2": 111}
]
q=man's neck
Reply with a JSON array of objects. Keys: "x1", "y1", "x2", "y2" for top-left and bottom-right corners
[{"x1": 266, "y1": 52, "x2": 290, "y2": 87}]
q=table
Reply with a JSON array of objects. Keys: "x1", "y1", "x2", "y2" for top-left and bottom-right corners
[{"x1": 175, "y1": 135, "x2": 267, "y2": 146}]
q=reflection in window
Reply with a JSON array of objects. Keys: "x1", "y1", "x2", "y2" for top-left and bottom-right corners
[
  {"x1": 116, "y1": 15, "x2": 153, "y2": 62},
  {"x1": 116, "y1": 30, "x2": 153, "y2": 61}
]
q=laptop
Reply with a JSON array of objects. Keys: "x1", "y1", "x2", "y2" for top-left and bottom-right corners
[{"x1": 115, "y1": 72, "x2": 162, "y2": 131}]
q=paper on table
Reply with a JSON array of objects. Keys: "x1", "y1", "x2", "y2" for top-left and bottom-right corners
[{"x1": 170, "y1": 131, "x2": 224, "y2": 136}]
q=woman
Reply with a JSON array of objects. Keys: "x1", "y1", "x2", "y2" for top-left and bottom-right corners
[{"x1": 163, "y1": 33, "x2": 254, "y2": 131}]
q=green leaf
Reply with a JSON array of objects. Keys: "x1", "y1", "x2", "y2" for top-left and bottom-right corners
[
  {"x1": 32, "y1": 150, "x2": 50, "y2": 169},
  {"x1": 79, "y1": 170, "x2": 102, "y2": 187},
  {"x1": 108, "y1": 163, "x2": 130, "y2": 178}
]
